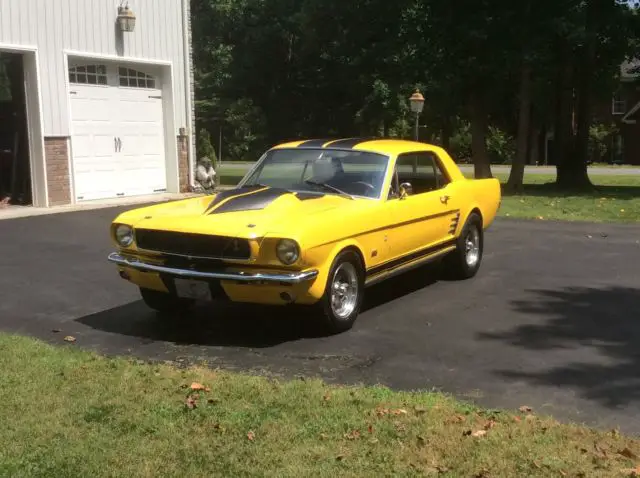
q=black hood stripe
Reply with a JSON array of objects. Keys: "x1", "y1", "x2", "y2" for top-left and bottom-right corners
[
  {"x1": 297, "y1": 138, "x2": 333, "y2": 148},
  {"x1": 325, "y1": 137, "x2": 378, "y2": 149},
  {"x1": 204, "y1": 186, "x2": 267, "y2": 213},
  {"x1": 208, "y1": 187, "x2": 291, "y2": 214}
]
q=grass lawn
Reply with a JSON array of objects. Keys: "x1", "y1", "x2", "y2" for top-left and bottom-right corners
[
  {"x1": 495, "y1": 174, "x2": 640, "y2": 223},
  {"x1": 2, "y1": 333, "x2": 640, "y2": 477},
  {"x1": 216, "y1": 163, "x2": 640, "y2": 223}
]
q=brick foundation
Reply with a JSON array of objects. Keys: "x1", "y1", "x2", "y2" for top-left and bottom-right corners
[
  {"x1": 44, "y1": 137, "x2": 71, "y2": 206},
  {"x1": 177, "y1": 134, "x2": 191, "y2": 192}
]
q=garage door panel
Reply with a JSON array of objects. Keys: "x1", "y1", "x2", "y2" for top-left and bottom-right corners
[{"x1": 70, "y1": 65, "x2": 167, "y2": 201}]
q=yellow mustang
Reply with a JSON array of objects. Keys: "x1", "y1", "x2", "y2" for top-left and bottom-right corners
[{"x1": 108, "y1": 138, "x2": 501, "y2": 333}]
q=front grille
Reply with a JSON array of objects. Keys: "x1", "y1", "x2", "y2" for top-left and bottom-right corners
[{"x1": 135, "y1": 229, "x2": 251, "y2": 260}]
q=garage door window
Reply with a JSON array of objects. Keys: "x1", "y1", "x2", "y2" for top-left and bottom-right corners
[
  {"x1": 69, "y1": 65, "x2": 107, "y2": 85},
  {"x1": 118, "y1": 67, "x2": 156, "y2": 89}
]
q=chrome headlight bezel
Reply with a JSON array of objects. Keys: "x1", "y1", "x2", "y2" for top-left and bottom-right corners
[
  {"x1": 115, "y1": 224, "x2": 134, "y2": 248},
  {"x1": 275, "y1": 239, "x2": 300, "y2": 265}
]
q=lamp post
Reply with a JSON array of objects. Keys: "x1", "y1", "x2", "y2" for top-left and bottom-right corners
[{"x1": 409, "y1": 90, "x2": 425, "y2": 141}]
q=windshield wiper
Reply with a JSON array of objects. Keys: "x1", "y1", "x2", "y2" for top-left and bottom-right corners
[{"x1": 304, "y1": 180, "x2": 354, "y2": 200}]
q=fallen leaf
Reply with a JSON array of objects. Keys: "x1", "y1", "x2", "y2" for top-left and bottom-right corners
[
  {"x1": 63, "y1": 336, "x2": 76, "y2": 343},
  {"x1": 414, "y1": 405, "x2": 427, "y2": 414},
  {"x1": 474, "y1": 469, "x2": 490, "y2": 478},
  {"x1": 247, "y1": 431, "x2": 255, "y2": 441},
  {"x1": 207, "y1": 398, "x2": 219, "y2": 405},
  {"x1": 532, "y1": 460, "x2": 542, "y2": 469},
  {"x1": 375, "y1": 407, "x2": 390, "y2": 417},
  {"x1": 323, "y1": 392, "x2": 331, "y2": 402},
  {"x1": 471, "y1": 430, "x2": 488, "y2": 438},
  {"x1": 344, "y1": 430, "x2": 361, "y2": 440},
  {"x1": 417, "y1": 436, "x2": 427, "y2": 446},
  {"x1": 447, "y1": 414, "x2": 466, "y2": 424},
  {"x1": 621, "y1": 465, "x2": 640, "y2": 476},
  {"x1": 391, "y1": 408, "x2": 408, "y2": 416},
  {"x1": 336, "y1": 454, "x2": 346, "y2": 461},
  {"x1": 537, "y1": 216, "x2": 544, "y2": 220},
  {"x1": 190, "y1": 382, "x2": 210, "y2": 392},
  {"x1": 185, "y1": 395, "x2": 197, "y2": 409},
  {"x1": 52, "y1": 329, "x2": 61, "y2": 333},
  {"x1": 618, "y1": 447, "x2": 639, "y2": 460},
  {"x1": 513, "y1": 416, "x2": 522, "y2": 422},
  {"x1": 559, "y1": 470, "x2": 567, "y2": 477},
  {"x1": 518, "y1": 405, "x2": 533, "y2": 413},
  {"x1": 212, "y1": 423, "x2": 226, "y2": 432},
  {"x1": 369, "y1": 438, "x2": 379, "y2": 444},
  {"x1": 484, "y1": 420, "x2": 497, "y2": 430},
  {"x1": 368, "y1": 425, "x2": 373, "y2": 434},
  {"x1": 319, "y1": 433, "x2": 328, "y2": 440}
]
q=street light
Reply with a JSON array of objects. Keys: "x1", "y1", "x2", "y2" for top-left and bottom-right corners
[{"x1": 409, "y1": 90, "x2": 425, "y2": 141}]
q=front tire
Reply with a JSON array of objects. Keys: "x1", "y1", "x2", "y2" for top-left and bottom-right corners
[
  {"x1": 316, "y1": 250, "x2": 365, "y2": 334},
  {"x1": 139, "y1": 287, "x2": 195, "y2": 315},
  {"x1": 443, "y1": 212, "x2": 484, "y2": 280}
]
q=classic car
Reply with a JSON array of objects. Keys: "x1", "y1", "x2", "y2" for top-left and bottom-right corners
[{"x1": 108, "y1": 138, "x2": 501, "y2": 333}]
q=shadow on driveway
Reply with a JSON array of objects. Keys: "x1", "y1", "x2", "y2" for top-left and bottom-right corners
[
  {"x1": 76, "y1": 264, "x2": 441, "y2": 348},
  {"x1": 478, "y1": 286, "x2": 640, "y2": 409}
]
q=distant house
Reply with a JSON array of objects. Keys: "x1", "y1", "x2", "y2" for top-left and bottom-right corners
[
  {"x1": 541, "y1": 59, "x2": 640, "y2": 166},
  {"x1": 612, "y1": 60, "x2": 640, "y2": 165}
]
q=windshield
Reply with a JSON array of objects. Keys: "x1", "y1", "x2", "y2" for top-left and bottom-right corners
[{"x1": 239, "y1": 148, "x2": 390, "y2": 199}]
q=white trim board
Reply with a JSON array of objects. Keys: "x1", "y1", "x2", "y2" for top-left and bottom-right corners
[
  {"x1": 0, "y1": 43, "x2": 48, "y2": 207},
  {"x1": 622, "y1": 100, "x2": 640, "y2": 125}
]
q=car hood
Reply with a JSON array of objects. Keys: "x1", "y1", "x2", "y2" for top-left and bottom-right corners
[{"x1": 128, "y1": 186, "x2": 355, "y2": 239}]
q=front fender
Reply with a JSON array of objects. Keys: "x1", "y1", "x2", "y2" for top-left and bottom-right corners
[{"x1": 303, "y1": 238, "x2": 367, "y2": 300}]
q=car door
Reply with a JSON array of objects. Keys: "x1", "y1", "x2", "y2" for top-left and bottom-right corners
[{"x1": 384, "y1": 151, "x2": 461, "y2": 262}]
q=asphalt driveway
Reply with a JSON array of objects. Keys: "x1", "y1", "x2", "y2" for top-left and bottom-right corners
[{"x1": 1, "y1": 207, "x2": 640, "y2": 434}]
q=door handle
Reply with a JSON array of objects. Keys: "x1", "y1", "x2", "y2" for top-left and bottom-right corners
[
  {"x1": 117, "y1": 137, "x2": 122, "y2": 152},
  {"x1": 114, "y1": 137, "x2": 118, "y2": 152},
  {"x1": 440, "y1": 195, "x2": 450, "y2": 204}
]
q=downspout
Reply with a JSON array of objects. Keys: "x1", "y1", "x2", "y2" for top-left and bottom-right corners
[{"x1": 181, "y1": 0, "x2": 196, "y2": 189}]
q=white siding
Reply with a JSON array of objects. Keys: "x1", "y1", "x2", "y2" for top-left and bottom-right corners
[{"x1": 0, "y1": 0, "x2": 190, "y2": 137}]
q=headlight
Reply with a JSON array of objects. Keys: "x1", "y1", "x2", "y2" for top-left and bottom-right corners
[
  {"x1": 115, "y1": 224, "x2": 134, "y2": 247},
  {"x1": 276, "y1": 239, "x2": 300, "y2": 265}
]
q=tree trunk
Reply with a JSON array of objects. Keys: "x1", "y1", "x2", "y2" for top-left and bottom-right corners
[
  {"x1": 506, "y1": 63, "x2": 532, "y2": 193},
  {"x1": 469, "y1": 94, "x2": 492, "y2": 179},
  {"x1": 529, "y1": 125, "x2": 540, "y2": 166},
  {"x1": 552, "y1": 39, "x2": 574, "y2": 170},
  {"x1": 556, "y1": 1, "x2": 595, "y2": 190}
]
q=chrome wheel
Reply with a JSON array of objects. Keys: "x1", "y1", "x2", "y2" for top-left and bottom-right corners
[
  {"x1": 465, "y1": 227, "x2": 480, "y2": 267},
  {"x1": 330, "y1": 262, "x2": 359, "y2": 320}
]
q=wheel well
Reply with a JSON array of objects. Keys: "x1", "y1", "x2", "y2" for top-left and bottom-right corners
[
  {"x1": 340, "y1": 245, "x2": 366, "y2": 270},
  {"x1": 470, "y1": 208, "x2": 483, "y2": 226}
]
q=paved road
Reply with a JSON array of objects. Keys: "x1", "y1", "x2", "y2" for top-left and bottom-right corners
[
  {"x1": 218, "y1": 161, "x2": 640, "y2": 176},
  {"x1": 1, "y1": 208, "x2": 640, "y2": 434}
]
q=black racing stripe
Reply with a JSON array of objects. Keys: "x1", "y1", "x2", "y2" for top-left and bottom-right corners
[
  {"x1": 366, "y1": 238, "x2": 457, "y2": 277},
  {"x1": 209, "y1": 187, "x2": 290, "y2": 214},
  {"x1": 204, "y1": 186, "x2": 265, "y2": 213},
  {"x1": 325, "y1": 137, "x2": 378, "y2": 149},
  {"x1": 297, "y1": 139, "x2": 333, "y2": 148},
  {"x1": 295, "y1": 192, "x2": 325, "y2": 201}
]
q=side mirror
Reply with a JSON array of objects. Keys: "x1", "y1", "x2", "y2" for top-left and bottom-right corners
[{"x1": 399, "y1": 182, "x2": 413, "y2": 199}]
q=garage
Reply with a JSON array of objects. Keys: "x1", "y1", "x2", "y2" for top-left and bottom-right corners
[{"x1": 68, "y1": 61, "x2": 168, "y2": 202}]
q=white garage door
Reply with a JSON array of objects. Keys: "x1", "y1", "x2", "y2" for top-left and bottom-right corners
[{"x1": 69, "y1": 64, "x2": 167, "y2": 201}]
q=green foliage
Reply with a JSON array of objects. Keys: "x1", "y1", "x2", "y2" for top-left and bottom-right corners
[
  {"x1": 588, "y1": 123, "x2": 620, "y2": 163},
  {"x1": 190, "y1": 0, "x2": 640, "y2": 177},
  {"x1": 196, "y1": 128, "x2": 218, "y2": 165}
]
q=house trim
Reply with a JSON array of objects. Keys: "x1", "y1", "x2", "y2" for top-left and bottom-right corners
[
  {"x1": 621, "y1": 100, "x2": 640, "y2": 125},
  {"x1": 0, "y1": 42, "x2": 48, "y2": 207}
]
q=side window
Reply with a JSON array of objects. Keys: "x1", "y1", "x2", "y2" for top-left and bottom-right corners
[{"x1": 395, "y1": 152, "x2": 450, "y2": 196}]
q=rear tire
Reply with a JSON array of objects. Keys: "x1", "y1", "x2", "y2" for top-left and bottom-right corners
[
  {"x1": 443, "y1": 212, "x2": 484, "y2": 280},
  {"x1": 139, "y1": 287, "x2": 195, "y2": 315},
  {"x1": 316, "y1": 250, "x2": 365, "y2": 334}
]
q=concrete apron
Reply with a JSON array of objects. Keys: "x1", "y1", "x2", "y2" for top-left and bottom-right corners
[{"x1": 0, "y1": 192, "x2": 207, "y2": 221}]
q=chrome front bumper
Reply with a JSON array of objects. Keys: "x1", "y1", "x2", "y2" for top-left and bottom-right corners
[{"x1": 108, "y1": 252, "x2": 319, "y2": 284}]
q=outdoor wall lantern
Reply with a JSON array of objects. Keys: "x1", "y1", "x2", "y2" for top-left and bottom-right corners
[
  {"x1": 117, "y1": 3, "x2": 137, "y2": 33},
  {"x1": 409, "y1": 89, "x2": 425, "y2": 140}
]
